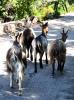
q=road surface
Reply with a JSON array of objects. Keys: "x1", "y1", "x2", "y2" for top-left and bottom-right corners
[{"x1": 0, "y1": 13, "x2": 74, "y2": 100}]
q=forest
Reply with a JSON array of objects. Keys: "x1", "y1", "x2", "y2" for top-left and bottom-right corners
[{"x1": 0, "y1": 0, "x2": 74, "y2": 21}]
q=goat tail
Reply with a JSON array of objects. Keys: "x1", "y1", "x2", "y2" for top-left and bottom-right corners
[
  {"x1": 49, "y1": 56, "x2": 55, "y2": 64},
  {"x1": 49, "y1": 47, "x2": 56, "y2": 64}
]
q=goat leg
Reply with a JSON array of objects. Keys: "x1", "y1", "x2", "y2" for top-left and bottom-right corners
[
  {"x1": 40, "y1": 55, "x2": 43, "y2": 69},
  {"x1": 52, "y1": 59, "x2": 55, "y2": 76},
  {"x1": 30, "y1": 45, "x2": 33, "y2": 61},
  {"x1": 45, "y1": 52, "x2": 48, "y2": 64},
  {"x1": 18, "y1": 76, "x2": 22, "y2": 96},
  {"x1": 60, "y1": 62, "x2": 65, "y2": 72},
  {"x1": 22, "y1": 57, "x2": 27, "y2": 68},
  {"x1": 35, "y1": 57, "x2": 37, "y2": 73},
  {"x1": 10, "y1": 73, "x2": 14, "y2": 88},
  {"x1": 27, "y1": 48, "x2": 29, "y2": 58},
  {"x1": 57, "y1": 60, "x2": 60, "y2": 71},
  {"x1": 34, "y1": 50, "x2": 38, "y2": 73}
]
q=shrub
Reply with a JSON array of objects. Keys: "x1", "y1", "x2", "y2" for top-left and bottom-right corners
[{"x1": 32, "y1": 5, "x2": 54, "y2": 20}]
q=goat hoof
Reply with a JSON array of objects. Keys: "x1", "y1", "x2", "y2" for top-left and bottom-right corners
[
  {"x1": 57, "y1": 67, "x2": 60, "y2": 71},
  {"x1": 46, "y1": 60, "x2": 48, "y2": 64},
  {"x1": 60, "y1": 69, "x2": 63, "y2": 73},
  {"x1": 31, "y1": 56, "x2": 33, "y2": 61},
  {"x1": 52, "y1": 72, "x2": 55, "y2": 77},
  {"x1": 40, "y1": 66, "x2": 43, "y2": 69},
  {"x1": 40, "y1": 67, "x2": 43, "y2": 69},
  {"x1": 34, "y1": 70, "x2": 37, "y2": 73},
  {"x1": 52, "y1": 75, "x2": 55, "y2": 78},
  {"x1": 10, "y1": 86, "x2": 14, "y2": 89},
  {"x1": 18, "y1": 90, "x2": 22, "y2": 96},
  {"x1": 52, "y1": 75, "x2": 54, "y2": 78}
]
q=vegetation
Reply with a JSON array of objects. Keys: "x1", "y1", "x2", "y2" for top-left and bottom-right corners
[{"x1": 0, "y1": 0, "x2": 74, "y2": 21}]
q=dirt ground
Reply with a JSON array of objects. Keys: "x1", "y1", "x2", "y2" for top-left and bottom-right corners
[{"x1": 0, "y1": 13, "x2": 74, "y2": 100}]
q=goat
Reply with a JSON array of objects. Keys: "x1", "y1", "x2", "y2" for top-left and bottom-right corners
[
  {"x1": 6, "y1": 35, "x2": 26, "y2": 95},
  {"x1": 15, "y1": 16, "x2": 37, "y2": 62},
  {"x1": 49, "y1": 28, "x2": 69, "y2": 76},
  {"x1": 17, "y1": 23, "x2": 36, "y2": 63},
  {"x1": 33, "y1": 22, "x2": 48, "y2": 73}
]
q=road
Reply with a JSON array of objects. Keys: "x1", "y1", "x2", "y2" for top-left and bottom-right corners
[{"x1": 0, "y1": 13, "x2": 74, "y2": 100}]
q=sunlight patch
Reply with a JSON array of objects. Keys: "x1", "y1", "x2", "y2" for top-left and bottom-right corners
[
  {"x1": 48, "y1": 33, "x2": 57, "y2": 37},
  {"x1": 67, "y1": 47, "x2": 74, "y2": 56}
]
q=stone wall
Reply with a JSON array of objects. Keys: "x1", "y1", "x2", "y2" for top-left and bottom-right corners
[{"x1": 0, "y1": 20, "x2": 25, "y2": 35}]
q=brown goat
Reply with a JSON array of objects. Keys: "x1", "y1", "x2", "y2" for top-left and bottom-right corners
[
  {"x1": 49, "y1": 28, "x2": 69, "y2": 75},
  {"x1": 6, "y1": 35, "x2": 26, "y2": 95},
  {"x1": 17, "y1": 28, "x2": 36, "y2": 62}
]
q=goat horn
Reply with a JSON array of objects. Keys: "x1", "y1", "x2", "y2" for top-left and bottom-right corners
[
  {"x1": 66, "y1": 29, "x2": 70, "y2": 34},
  {"x1": 61, "y1": 28, "x2": 65, "y2": 35},
  {"x1": 62, "y1": 28, "x2": 65, "y2": 33}
]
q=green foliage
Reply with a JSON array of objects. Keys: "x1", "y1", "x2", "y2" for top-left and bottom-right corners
[
  {"x1": 52, "y1": 0, "x2": 68, "y2": 18},
  {"x1": 68, "y1": 0, "x2": 74, "y2": 5},
  {"x1": 15, "y1": 0, "x2": 36, "y2": 19},
  {"x1": 68, "y1": 4, "x2": 74, "y2": 12},
  {"x1": 0, "y1": 0, "x2": 7, "y2": 16},
  {"x1": 0, "y1": 0, "x2": 36, "y2": 19},
  {"x1": 0, "y1": 0, "x2": 74, "y2": 21},
  {"x1": 32, "y1": 3, "x2": 54, "y2": 20}
]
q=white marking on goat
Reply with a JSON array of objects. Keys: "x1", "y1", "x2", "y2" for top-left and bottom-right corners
[
  {"x1": 10, "y1": 73, "x2": 13, "y2": 88},
  {"x1": 30, "y1": 28, "x2": 36, "y2": 38}
]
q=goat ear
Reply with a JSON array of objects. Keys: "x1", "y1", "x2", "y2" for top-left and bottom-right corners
[
  {"x1": 44, "y1": 22, "x2": 48, "y2": 26},
  {"x1": 62, "y1": 28, "x2": 65, "y2": 33},
  {"x1": 40, "y1": 22, "x2": 48, "y2": 27}
]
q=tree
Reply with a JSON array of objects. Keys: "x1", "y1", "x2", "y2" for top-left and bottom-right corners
[
  {"x1": 51, "y1": 0, "x2": 68, "y2": 18},
  {"x1": 15, "y1": 0, "x2": 36, "y2": 19}
]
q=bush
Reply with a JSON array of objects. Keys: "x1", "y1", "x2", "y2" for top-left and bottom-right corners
[
  {"x1": 53, "y1": 11, "x2": 60, "y2": 18},
  {"x1": 68, "y1": 4, "x2": 74, "y2": 12},
  {"x1": 32, "y1": 5, "x2": 54, "y2": 20}
]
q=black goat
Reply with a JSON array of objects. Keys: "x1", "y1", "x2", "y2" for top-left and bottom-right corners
[
  {"x1": 34, "y1": 22, "x2": 48, "y2": 73},
  {"x1": 49, "y1": 28, "x2": 69, "y2": 76}
]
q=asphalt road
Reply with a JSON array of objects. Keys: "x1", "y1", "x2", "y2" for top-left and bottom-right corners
[{"x1": 0, "y1": 13, "x2": 74, "y2": 100}]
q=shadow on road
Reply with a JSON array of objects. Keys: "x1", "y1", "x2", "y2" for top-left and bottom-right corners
[{"x1": 0, "y1": 55, "x2": 74, "y2": 100}]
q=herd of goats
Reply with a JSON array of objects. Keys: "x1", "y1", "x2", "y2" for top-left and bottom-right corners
[{"x1": 4, "y1": 16, "x2": 69, "y2": 95}]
